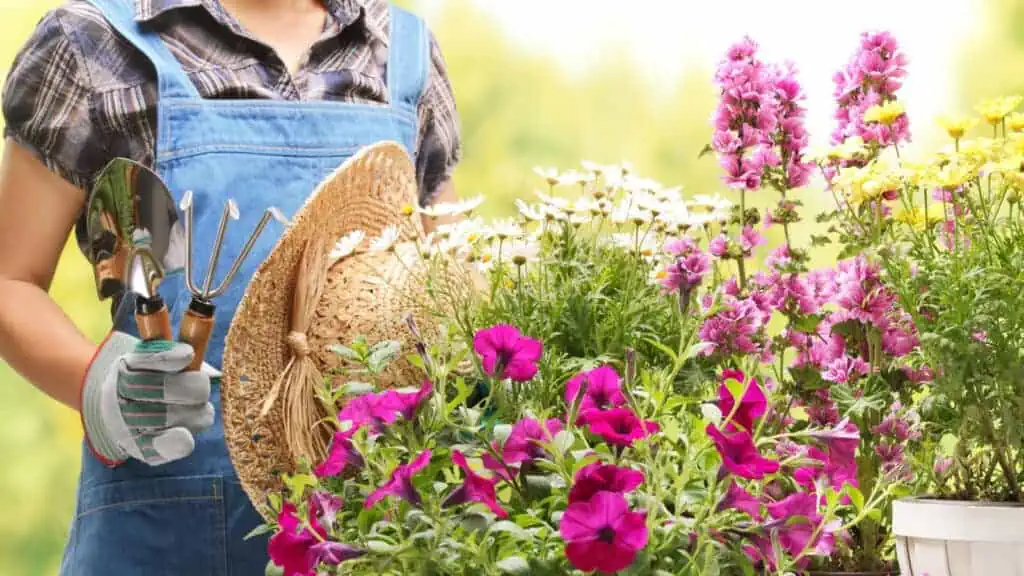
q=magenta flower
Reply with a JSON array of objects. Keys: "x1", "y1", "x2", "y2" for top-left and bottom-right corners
[
  {"x1": 308, "y1": 541, "x2": 366, "y2": 568},
  {"x1": 709, "y1": 234, "x2": 730, "y2": 258},
  {"x1": 444, "y1": 450, "x2": 508, "y2": 518},
  {"x1": 338, "y1": 391, "x2": 404, "y2": 433},
  {"x1": 268, "y1": 502, "x2": 327, "y2": 576},
  {"x1": 719, "y1": 480, "x2": 763, "y2": 520},
  {"x1": 706, "y1": 425, "x2": 780, "y2": 480},
  {"x1": 565, "y1": 365, "x2": 627, "y2": 418},
  {"x1": 568, "y1": 463, "x2": 645, "y2": 504},
  {"x1": 310, "y1": 490, "x2": 344, "y2": 529},
  {"x1": 698, "y1": 295, "x2": 768, "y2": 359},
  {"x1": 717, "y1": 369, "x2": 767, "y2": 432},
  {"x1": 560, "y1": 491, "x2": 649, "y2": 573},
  {"x1": 481, "y1": 441, "x2": 516, "y2": 483},
  {"x1": 378, "y1": 379, "x2": 434, "y2": 420},
  {"x1": 365, "y1": 449, "x2": 432, "y2": 509},
  {"x1": 831, "y1": 30, "x2": 909, "y2": 148},
  {"x1": 314, "y1": 427, "x2": 364, "y2": 478},
  {"x1": 585, "y1": 408, "x2": 660, "y2": 448},
  {"x1": 503, "y1": 418, "x2": 564, "y2": 466},
  {"x1": 473, "y1": 324, "x2": 543, "y2": 382},
  {"x1": 659, "y1": 236, "x2": 710, "y2": 299},
  {"x1": 765, "y1": 492, "x2": 839, "y2": 559},
  {"x1": 821, "y1": 354, "x2": 871, "y2": 384}
]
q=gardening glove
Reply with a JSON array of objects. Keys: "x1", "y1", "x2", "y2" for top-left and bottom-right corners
[{"x1": 81, "y1": 331, "x2": 218, "y2": 467}]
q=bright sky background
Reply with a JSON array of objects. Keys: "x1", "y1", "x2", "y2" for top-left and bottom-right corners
[{"x1": 422, "y1": 0, "x2": 984, "y2": 150}]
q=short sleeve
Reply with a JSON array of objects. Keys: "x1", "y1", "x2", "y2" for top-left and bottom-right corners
[
  {"x1": 3, "y1": 10, "x2": 105, "y2": 191},
  {"x1": 414, "y1": 31, "x2": 462, "y2": 206}
]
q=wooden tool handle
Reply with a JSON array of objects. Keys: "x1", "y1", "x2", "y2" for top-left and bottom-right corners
[
  {"x1": 179, "y1": 297, "x2": 215, "y2": 372},
  {"x1": 135, "y1": 295, "x2": 172, "y2": 341}
]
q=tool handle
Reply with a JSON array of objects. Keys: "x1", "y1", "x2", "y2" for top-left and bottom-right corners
[
  {"x1": 135, "y1": 295, "x2": 172, "y2": 341},
  {"x1": 179, "y1": 297, "x2": 215, "y2": 372}
]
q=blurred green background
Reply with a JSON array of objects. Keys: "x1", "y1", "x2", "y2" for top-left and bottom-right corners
[{"x1": 0, "y1": 0, "x2": 1013, "y2": 573}]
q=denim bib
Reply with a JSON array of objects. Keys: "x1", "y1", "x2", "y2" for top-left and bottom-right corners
[{"x1": 61, "y1": 0, "x2": 426, "y2": 573}]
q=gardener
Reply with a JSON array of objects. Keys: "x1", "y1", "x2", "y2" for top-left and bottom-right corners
[{"x1": 0, "y1": 0, "x2": 460, "y2": 573}]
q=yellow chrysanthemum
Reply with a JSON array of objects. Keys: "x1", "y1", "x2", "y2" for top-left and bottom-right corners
[
  {"x1": 1007, "y1": 113, "x2": 1024, "y2": 133},
  {"x1": 863, "y1": 101, "x2": 906, "y2": 125},
  {"x1": 835, "y1": 162, "x2": 899, "y2": 207},
  {"x1": 896, "y1": 160, "x2": 935, "y2": 188},
  {"x1": 893, "y1": 206, "x2": 927, "y2": 231},
  {"x1": 937, "y1": 115, "x2": 978, "y2": 140},
  {"x1": 933, "y1": 162, "x2": 976, "y2": 190},
  {"x1": 975, "y1": 95, "x2": 1023, "y2": 126}
]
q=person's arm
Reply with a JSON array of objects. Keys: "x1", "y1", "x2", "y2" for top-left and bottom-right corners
[
  {"x1": 0, "y1": 140, "x2": 96, "y2": 411},
  {"x1": 416, "y1": 30, "x2": 462, "y2": 235}
]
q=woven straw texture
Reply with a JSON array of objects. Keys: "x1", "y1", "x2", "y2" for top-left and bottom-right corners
[{"x1": 222, "y1": 142, "x2": 424, "y2": 520}]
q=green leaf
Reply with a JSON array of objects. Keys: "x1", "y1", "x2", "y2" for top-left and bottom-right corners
[
  {"x1": 939, "y1": 433, "x2": 960, "y2": 456},
  {"x1": 446, "y1": 377, "x2": 475, "y2": 415},
  {"x1": 724, "y1": 377, "x2": 745, "y2": 406},
  {"x1": 685, "y1": 342, "x2": 715, "y2": 360},
  {"x1": 552, "y1": 430, "x2": 576, "y2": 456},
  {"x1": 642, "y1": 337, "x2": 678, "y2": 362},
  {"x1": 789, "y1": 405, "x2": 810, "y2": 421},
  {"x1": 697, "y1": 142, "x2": 714, "y2": 159},
  {"x1": 265, "y1": 561, "x2": 284, "y2": 576},
  {"x1": 367, "y1": 340, "x2": 402, "y2": 373},
  {"x1": 846, "y1": 485, "x2": 865, "y2": 511},
  {"x1": 244, "y1": 523, "x2": 275, "y2": 541},
  {"x1": 327, "y1": 344, "x2": 360, "y2": 361},
  {"x1": 343, "y1": 381, "x2": 375, "y2": 395},
  {"x1": 496, "y1": 557, "x2": 531, "y2": 574},
  {"x1": 489, "y1": 520, "x2": 534, "y2": 540},
  {"x1": 366, "y1": 540, "x2": 398, "y2": 553}
]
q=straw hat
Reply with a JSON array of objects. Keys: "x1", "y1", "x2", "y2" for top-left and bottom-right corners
[{"x1": 222, "y1": 142, "x2": 476, "y2": 520}]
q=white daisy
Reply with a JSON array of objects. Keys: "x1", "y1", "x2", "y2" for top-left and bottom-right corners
[
  {"x1": 490, "y1": 218, "x2": 524, "y2": 240},
  {"x1": 516, "y1": 199, "x2": 547, "y2": 222},
  {"x1": 534, "y1": 166, "x2": 562, "y2": 186},
  {"x1": 505, "y1": 239, "x2": 540, "y2": 267},
  {"x1": 559, "y1": 170, "x2": 595, "y2": 187},
  {"x1": 574, "y1": 197, "x2": 602, "y2": 216},
  {"x1": 535, "y1": 190, "x2": 572, "y2": 212},
  {"x1": 329, "y1": 230, "x2": 365, "y2": 262},
  {"x1": 369, "y1": 225, "x2": 400, "y2": 253}
]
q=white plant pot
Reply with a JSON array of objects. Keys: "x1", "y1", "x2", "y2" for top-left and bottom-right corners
[{"x1": 893, "y1": 498, "x2": 1024, "y2": 575}]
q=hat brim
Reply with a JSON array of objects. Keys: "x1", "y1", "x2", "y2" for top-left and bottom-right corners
[{"x1": 222, "y1": 141, "x2": 419, "y2": 521}]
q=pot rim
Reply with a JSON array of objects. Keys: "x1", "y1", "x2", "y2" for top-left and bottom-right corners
[{"x1": 895, "y1": 495, "x2": 1024, "y2": 508}]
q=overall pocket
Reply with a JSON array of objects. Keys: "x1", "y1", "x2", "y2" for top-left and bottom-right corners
[{"x1": 63, "y1": 475, "x2": 227, "y2": 576}]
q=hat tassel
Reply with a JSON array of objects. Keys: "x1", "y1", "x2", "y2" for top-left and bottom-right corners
[{"x1": 260, "y1": 237, "x2": 333, "y2": 466}]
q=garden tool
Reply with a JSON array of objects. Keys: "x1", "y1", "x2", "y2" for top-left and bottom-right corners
[
  {"x1": 78, "y1": 158, "x2": 184, "y2": 339},
  {"x1": 178, "y1": 190, "x2": 287, "y2": 371}
]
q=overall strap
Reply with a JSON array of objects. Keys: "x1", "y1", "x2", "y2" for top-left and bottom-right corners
[
  {"x1": 387, "y1": 5, "x2": 429, "y2": 118},
  {"x1": 86, "y1": 0, "x2": 201, "y2": 100}
]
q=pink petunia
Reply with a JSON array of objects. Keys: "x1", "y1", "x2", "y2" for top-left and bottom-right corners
[
  {"x1": 473, "y1": 324, "x2": 544, "y2": 382},
  {"x1": 568, "y1": 463, "x2": 645, "y2": 504},
  {"x1": 565, "y1": 365, "x2": 627, "y2": 419},
  {"x1": 444, "y1": 450, "x2": 508, "y2": 518},
  {"x1": 378, "y1": 379, "x2": 434, "y2": 421},
  {"x1": 314, "y1": 427, "x2": 364, "y2": 478},
  {"x1": 269, "y1": 502, "x2": 325, "y2": 576},
  {"x1": 503, "y1": 418, "x2": 563, "y2": 466},
  {"x1": 585, "y1": 408, "x2": 660, "y2": 448},
  {"x1": 706, "y1": 425, "x2": 780, "y2": 480},
  {"x1": 365, "y1": 450, "x2": 432, "y2": 509},
  {"x1": 560, "y1": 491, "x2": 649, "y2": 573},
  {"x1": 717, "y1": 369, "x2": 767, "y2": 432},
  {"x1": 719, "y1": 480, "x2": 763, "y2": 520}
]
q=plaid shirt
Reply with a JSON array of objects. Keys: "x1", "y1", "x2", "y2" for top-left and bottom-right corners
[{"x1": 2, "y1": 0, "x2": 460, "y2": 205}]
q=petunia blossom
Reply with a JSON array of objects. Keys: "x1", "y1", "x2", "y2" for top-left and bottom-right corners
[
  {"x1": 560, "y1": 491, "x2": 649, "y2": 573},
  {"x1": 717, "y1": 369, "x2": 767, "y2": 432},
  {"x1": 444, "y1": 450, "x2": 508, "y2": 518},
  {"x1": 568, "y1": 463, "x2": 645, "y2": 504},
  {"x1": 473, "y1": 324, "x2": 544, "y2": 382},
  {"x1": 706, "y1": 425, "x2": 780, "y2": 480},
  {"x1": 719, "y1": 480, "x2": 763, "y2": 520},
  {"x1": 503, "y1": 418, "x2": 564, "y2": 466},
  {"x1": 365, "y1": 450, "x2": 432, "y2": 509},
  {"x1": 565, "y1": 365, "x2": 627, "y2": 419},
  {"x1": 268, "y1": 502, "x2": 326, "y2": 576},
  {"x1": 314, "y1": 427, "x2": 364, "y2": 478},
  {"x1": 585, "y1": 408, "x2": 660, "y2": 448}
]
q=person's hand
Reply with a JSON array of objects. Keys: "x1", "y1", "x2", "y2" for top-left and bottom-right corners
[{"x1": 80, "y1": 331, "x2": 216, "y2": 466}]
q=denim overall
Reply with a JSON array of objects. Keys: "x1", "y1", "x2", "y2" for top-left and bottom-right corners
[{"x1": 61, "y1": 1, "x2": 427, "y2": 574}]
